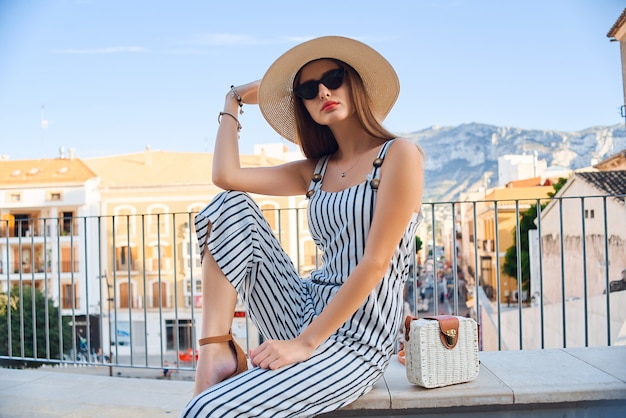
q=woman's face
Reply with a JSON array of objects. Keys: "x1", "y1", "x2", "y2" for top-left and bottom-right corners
[{"x1": 296, "y1": 59, "x2": 354, "y2": 127}]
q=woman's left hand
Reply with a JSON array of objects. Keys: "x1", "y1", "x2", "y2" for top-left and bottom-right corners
[
  {"x1": 249, "y1": 337, "x2": 314, "y2": 370},
  {"x1": 232, "y1": 80, "x2": 261, "y2": 105}
]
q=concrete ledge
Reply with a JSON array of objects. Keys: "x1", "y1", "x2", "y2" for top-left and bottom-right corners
[
  {"x1": 0, "y1": 367, "x2": 192, "y2": 417},
  {"x1": 1, "y1": 346, "x2": 625, "y2": 417},
  {"x1": 322, "y1": 346, "x2": 626, "y2": 416}
]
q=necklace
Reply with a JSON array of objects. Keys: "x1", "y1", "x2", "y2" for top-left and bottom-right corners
[{"x1": 336, "y1": 155, "x2": 362, "y2": 178}]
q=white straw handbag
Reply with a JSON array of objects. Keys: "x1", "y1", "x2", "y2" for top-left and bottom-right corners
[{"x1": 402, "y1": 315, "x2": 479, "y2": 388}]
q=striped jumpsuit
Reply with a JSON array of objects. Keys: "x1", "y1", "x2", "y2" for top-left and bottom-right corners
[{"x1": 181, "y1": 140, "x2": 421, "y2": 417}]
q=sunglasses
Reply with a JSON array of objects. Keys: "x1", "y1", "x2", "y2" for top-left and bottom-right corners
[{"x1": 294, "y1": 68, "x2": 346, "y2": 100}]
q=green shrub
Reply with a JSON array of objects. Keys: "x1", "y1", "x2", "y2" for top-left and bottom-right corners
[{"x1": 0, "y1": 286, "x2": 72, "y2": 368}]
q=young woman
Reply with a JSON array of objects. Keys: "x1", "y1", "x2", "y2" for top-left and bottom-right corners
[{"x1": 181, "y1": 36, "x2": 424, "y2": 418}]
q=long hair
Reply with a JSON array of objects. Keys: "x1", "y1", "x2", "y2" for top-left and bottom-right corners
[{"x1": 293, "y1": 59, "x2": 396, "y2": 159}]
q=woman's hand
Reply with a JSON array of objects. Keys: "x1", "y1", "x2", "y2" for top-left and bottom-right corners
[
  {"x1": 249, "y1": 337, "x2": 315, "y2": 370},
  {"x1": 230, "y1": 80, "x2": 261, "y2": 105}
]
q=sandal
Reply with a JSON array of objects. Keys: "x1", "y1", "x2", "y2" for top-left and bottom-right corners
[{"x1": 198, "y1": 331, "x2": 248, "y2": 380}]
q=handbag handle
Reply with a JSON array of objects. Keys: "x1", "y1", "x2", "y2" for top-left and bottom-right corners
[
  {"x1": 404, "y1": 315, "x2": 417, "y2": 342},
  {"x1": 404, "y1": 315, "x2": 460, "y2": 350}
]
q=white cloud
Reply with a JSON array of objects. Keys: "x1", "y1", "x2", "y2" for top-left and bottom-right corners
[
  {"x1": 182, "y1": 33, "x2": 275, "y2": 47},
  {"x1": 51, "y1": 46, "x2": 145, "y2": 55},
  {"x1": 161, "y1": 48, "x2": 207, "y2": 55}
]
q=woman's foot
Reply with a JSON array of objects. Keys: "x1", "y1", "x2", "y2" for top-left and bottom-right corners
[{"x1": 193, "y1": 341, "x2": 239, "y2": 396}]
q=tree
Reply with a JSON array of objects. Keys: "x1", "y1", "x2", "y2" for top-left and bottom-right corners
[
  {"x1": 502, "y1": 204, "x2": 539, "y2": 292},
  {"x1": 544, "y1": 177, "x2": 567, "y2": 198},
  {"x1": 415, "y1": 236, "x2": 423, "y2": 254},
  {"x1": 502, "y1": 177, "x2": 568, "y2": 296},
  {"x1": 0, "y1": 286, "x2": 72, "y2": 368}
]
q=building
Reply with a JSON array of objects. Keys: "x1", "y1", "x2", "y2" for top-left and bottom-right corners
[
  {"x1": 608, "y1": 8, "x2": 626, "y2": 128},
  {"x1": 460, "y1": 179, "x2": 555, "y2": 304},
  {"x1": 84, "y1": 147, "x2": 314, "y2": 357},
  {"x1": 0, "y1": 155, "x2": 102, "y2": 351},
  {"x1": 1, "y1": 146, "x2": 318, "y2": 359},
  {"x1": 594, "y1": 149, "x2": 626, "y2": 171},
  {"x1": 497, "y1": 154, "x2": 548, "y2": 187},
  {"x1": 538, "y1": 170, "x2": 626, "y2": 304}
]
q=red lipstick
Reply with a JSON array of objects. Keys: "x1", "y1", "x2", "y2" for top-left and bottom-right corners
[{"x1": 322, "y1": 101, "x2": 339, "y2": 112}]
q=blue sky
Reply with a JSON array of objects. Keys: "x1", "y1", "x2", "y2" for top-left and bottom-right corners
[{"x1": 0, "y1": 0, "x2": 624, "y2": 161}]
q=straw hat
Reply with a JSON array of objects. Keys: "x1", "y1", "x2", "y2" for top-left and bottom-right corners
[{"x1": 258, "y1": 36, "x2": 399, "y2": 144}]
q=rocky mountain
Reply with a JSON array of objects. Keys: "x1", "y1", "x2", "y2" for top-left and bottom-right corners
[{"x1": 404, "y1": 123, "x2": 626, "y2": 202}]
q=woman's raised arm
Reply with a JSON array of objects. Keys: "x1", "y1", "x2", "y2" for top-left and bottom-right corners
[{"x1": 212, "y1": 81, "x2": 315, "y2": 196}]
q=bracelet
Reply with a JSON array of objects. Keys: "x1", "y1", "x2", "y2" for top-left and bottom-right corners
[
  {"x1": 230, "y1": 85, "x2": 244, "y2": 115},
  {"x1": 218, "y1": 111, "x2": 242, "y2": 132}
]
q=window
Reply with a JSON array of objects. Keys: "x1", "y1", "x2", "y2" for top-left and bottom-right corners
[
  {"x1": 152, "y1": 281, "x2": 167, "y2": 308},
  {"x1": 147, "y1": 244, "x2": 161, "y2": 271},
  {"x1": 47, "y1": 192, "x2": 62, "y2": 201},
  {"x1": 166, "y1": 319, "x2": 195, "y2": 351},
  {"x1": 61, "y1": 211, "x2": 74, "y2": 235},
  {"x1": 116, "y1": 246, "x2": 137, "y2": 271},
  {"x1": 119, "y1": 281, "x2": 135, "y2": 308},
  {"x1": 13, "y1": 214, "x2": 30, "y2": 237},
  {"x1": 60, "y1": 246, "x2": 79, "y2": 273},
  {"x1": 184, "y1": 277, "x2": 202, "y2": 307},
  {"x1": 62, "y1": 283, "x2": 79, "y2": 309},
  {"x1": 182, "y1": 235, "x2": 202, "y2": 271},
  {"x1": 585, "y1": 209, "x2": 595, "y2": 219},
  {"x1": 18, "y1": 247, "x2": 32, "y2": 273},
  {"x1": 185, "y1": 277, "x2": 202, "y2": 295}
]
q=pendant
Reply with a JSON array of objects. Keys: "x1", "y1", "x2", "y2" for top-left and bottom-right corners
[{"x1": 341, "y1": 172, "x2": 346, "y2": 178}]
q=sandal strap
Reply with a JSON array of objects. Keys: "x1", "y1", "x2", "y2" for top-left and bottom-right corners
[{"x1": 198, "y1": 333, "x2": 233, "y2": 346}]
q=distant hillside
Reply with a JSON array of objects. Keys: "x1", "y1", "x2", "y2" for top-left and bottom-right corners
[{"x1": 404, "y1": 123, "x2": 626, "y2": 201}]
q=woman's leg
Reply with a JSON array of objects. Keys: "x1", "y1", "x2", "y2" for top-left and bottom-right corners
[
  {"x1": 193, "y1": 247, "x2": 239, "y2": 396},
  {"x1": 190, "y1": 191, "x2": 308, "y2": 398},
  {"x1": 182, "y1": 340, "x2": 384, "y2": 418}
]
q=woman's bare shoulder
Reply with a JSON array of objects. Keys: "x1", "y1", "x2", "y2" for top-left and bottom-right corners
[{"x1": 387, "y1": 138, "x2": 425, "y2": 162}]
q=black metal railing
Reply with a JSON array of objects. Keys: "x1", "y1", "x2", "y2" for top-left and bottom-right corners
[{"x1": 1, "y1": 194, "x2": 624, "y2": 373}]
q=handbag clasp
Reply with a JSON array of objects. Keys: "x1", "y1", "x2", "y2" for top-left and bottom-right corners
[
  {"x1": 424, "y1": 315, "x2": 460, "y2": 349},
  {"x1": 444, "y1": 329, "x2": 457, "y2": 347}
]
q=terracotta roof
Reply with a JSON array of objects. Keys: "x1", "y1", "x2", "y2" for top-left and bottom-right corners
[
  {"x1": 84, "y1": 149, "x2": 285, "y2": 188},
  {"x1": 505, "y1": 176, "x2": 552, "y2": 188},
  {"x1": 593, "y1": 149, "x2": 626, "y2": 170},
  {"x1": 607, "y1": 8, "x2": 626, "y2": 38},
  {"x1": 577, "y1": 170, "x2": 626, "y2": 201},
  {"x1": 0, "y1": 158, "x2": 97, "y2": 187},
  {"x1": 484, "y1": 185, "x2": 553, "y2": 202}
]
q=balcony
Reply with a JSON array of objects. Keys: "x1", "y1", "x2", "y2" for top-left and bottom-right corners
[
  {"x1": 1, "y1": 194, "x2": 625, "y2": 416},
  {"x1": 0, "y1": 214, "x2": 80, "y2": 239},
  {"x1": 1, "y1": 214, "x2": 82, "y2": 280}
]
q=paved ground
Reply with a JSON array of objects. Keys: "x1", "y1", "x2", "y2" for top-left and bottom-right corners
[
  {"x1": 2, "y1": 346, "x2": 625, "y2": 417},
  {"x1": 0, "y1": 366, "x2": 194, "y2": 417},
  {"x1": 37, "y1": 361, "x2": 197, "y2": 381}
]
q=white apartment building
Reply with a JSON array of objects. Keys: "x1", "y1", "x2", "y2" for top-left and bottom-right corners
[{"x1": 0, "y1": 156, "x2": 103, "y2": 349}]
